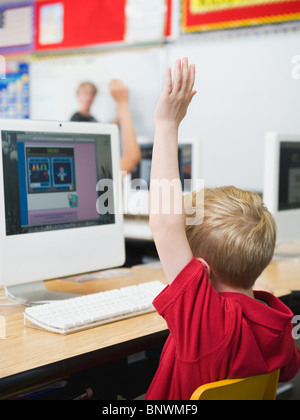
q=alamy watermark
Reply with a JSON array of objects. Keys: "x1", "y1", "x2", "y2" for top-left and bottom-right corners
[
  {"x1": 96, "y1": 172, "x2": 204, "y2": 226},
  {"x1": 0, "y1": 55, "x2": 5, "y2": 80},
  {"x1": 291, "y1": 55, "x2": 300, "y2": 80}
]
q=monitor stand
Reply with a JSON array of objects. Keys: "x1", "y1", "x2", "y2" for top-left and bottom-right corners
[{"x1": 5, "y1": 281, "x2": 80, "y2": 305}]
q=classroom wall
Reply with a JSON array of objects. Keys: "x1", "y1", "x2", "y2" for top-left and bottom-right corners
[
  {"x1": 169, "y1": 29, "x2": 300, "y2": 191},
  {"x1": 30, "y1": 29, "x2": 300, "y2": 192},
  {"x1": 30, "y1": 47, "x2": 166, "y2": 138}
]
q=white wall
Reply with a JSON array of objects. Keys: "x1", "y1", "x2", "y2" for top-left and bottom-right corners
[
  {"x1": 168, "y1": 30, "x2": 300, "y2": 191},
  {"x1": 30, "y1": 29, "x2": 300, "y2": 192}
]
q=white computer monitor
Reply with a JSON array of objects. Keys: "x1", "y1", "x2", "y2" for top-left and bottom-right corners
[
  {"x1": 123, "y1": 137, "x2": 202, "y2": 215},
  {"x1": 263, "y1": 132, "x2": 300, "y2": 243},
  {"x1": 0, "y1": 119, "x2": 125, "y2": 303}
]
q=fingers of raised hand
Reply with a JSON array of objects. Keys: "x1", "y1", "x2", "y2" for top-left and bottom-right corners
[
  {"x1": 170, "y1": 58, "x2": 195, "y2": 100},
  {"x1": 172, "y1": 59, "x2": 183, "y2": 94},
  {"x1": 164, "y1": 67, "x2": 173, "y2": 95}
]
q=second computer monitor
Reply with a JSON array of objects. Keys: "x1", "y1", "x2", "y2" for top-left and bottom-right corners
[
  {"x1": 263, "y1": 132, "x2": 300, "y2": 243},
  {"x1": 123, "y1": 137, "x2": 202, "y2": 215},
  {"x1": 0, "y1": 119, "x2": 125, "y2": 303}
]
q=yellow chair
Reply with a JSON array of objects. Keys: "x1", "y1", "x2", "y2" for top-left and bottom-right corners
[{"x1": 190, "y1": 370, "x2": 280, "y2": 400}]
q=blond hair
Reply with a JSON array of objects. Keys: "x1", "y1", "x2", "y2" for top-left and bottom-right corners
[
  {"x1": 76, "y1": 82, "x2": 98, "y2": 96},
  {"x1": 185, "y1": 186, "x2": 276, "y2": 289}
]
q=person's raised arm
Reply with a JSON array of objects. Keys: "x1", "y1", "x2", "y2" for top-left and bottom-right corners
[
  {"x1": 149, "y1": 58, "x2": 196, "y2": 284},
  {"x1": 109, "y1": 79, "x2": 141, "y2": 174}
]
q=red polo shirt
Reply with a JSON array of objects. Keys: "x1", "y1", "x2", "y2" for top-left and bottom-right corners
[{"x1": 145, "y1": 258, "x2": 300, "y2": 400}]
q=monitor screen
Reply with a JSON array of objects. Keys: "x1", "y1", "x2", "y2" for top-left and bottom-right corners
[
  {"x1": 263, "y1": 132, "x2": 300, "y2": 244},
  {"x1": 278, "y1": 141, "x2": 300, "y2": 211},
  {"x1": 123, "y1": 138, "x2": 201, "y2": 216},
  {"x1": 130, "y1": 143, "x2": 193, "y2": 191},
  {"x1": 2, "y1": 130, "x2": 115, "y2": 236}
]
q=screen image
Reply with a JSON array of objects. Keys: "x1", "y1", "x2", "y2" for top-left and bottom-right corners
[
  {"x1": 130, "y1": 145, "x2": 152, "y2": 189},
  {"x1": 178, "y1": 144, "x2": 192, "y2": 188},
  {"x1": 130, "y1": 143, "x2": 192, "y2": 191},
  {"x1": 1, "y1": 130, "x2": 115, "y2": 236},
  {"x1": 26, "y1": 146, "x2": 76, "y2": 193},
  {"x1": 278, "y1": 142, "x2": 300, "y2": 211},
  {"x1": 28, "y1": 157, "x2": 51, "y2": 189}
]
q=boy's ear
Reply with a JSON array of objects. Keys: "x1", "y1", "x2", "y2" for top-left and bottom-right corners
[{"x1": 197, "y1": 257, "x2": 211, "y2": 278}]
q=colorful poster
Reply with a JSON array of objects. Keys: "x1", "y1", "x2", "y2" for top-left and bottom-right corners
[
  {"x1": 182, "y1": 0, "x2": 300, "y2": 32},
  {"x1": 0, "y1": 63, "x2": 30, "y2": 119},
  {"x1": 0, "y1": 2, "x2": 34, "y2": 54}
]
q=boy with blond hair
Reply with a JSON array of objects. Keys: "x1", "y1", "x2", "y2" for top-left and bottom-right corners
[{"x1": 146, "y1": 58, "x2": 300, "y2": 400}]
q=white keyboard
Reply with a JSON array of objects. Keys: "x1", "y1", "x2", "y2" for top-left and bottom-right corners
[{"x1": 24, "y1": 281, "x2": 166, "y2": 335}]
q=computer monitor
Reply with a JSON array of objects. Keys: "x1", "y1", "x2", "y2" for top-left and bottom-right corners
[
  {"x1": 263, "y1": 132, "x2": 300, "y2": 243},
  {"x1": 123, "y1": 137, "x2": 202, "y2": 215},
  {"x1": 0, "y1": 119, "x2": 125, "y2": 303}
]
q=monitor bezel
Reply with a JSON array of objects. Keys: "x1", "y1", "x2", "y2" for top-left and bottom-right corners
[
  {"x1": 263, "y1": 131, "x2": 300, "y2": 243},
  {"x1": 0, "y1": 119, "x2": 125, "y2": 288}
]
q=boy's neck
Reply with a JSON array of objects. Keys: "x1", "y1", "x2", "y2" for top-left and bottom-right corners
[
  {"x1": 213, "y1": 282, "x2": 255, "y2": 299},
  {"x1": 198, "y1": 259, "x2": 255, "y2": 299}
]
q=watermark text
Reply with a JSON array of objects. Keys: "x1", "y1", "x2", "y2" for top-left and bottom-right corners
[
  {"x1": 96, "y1": 172, "x2": 205, "y2": 226},
  {"x1": 292, "y1": 55, "x2": 300, "y2": 80}
]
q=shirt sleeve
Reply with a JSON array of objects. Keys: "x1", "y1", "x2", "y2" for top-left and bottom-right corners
[
  {"x1": 153, "y1": 258, "x2": 228, "y2": 361},
  {"x1": 279, "y1": 341, "x2": 300, "y2": 382}
]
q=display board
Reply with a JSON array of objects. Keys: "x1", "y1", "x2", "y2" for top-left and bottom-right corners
[
  {"x1": 182, "y1": 0, "x2": 300, "y2": 32},
  {"x1": 35, "y1": 0, "x2": 126, "y2": 51},
  {"x1": 35, "y1": 0, "x2": 174, "y2": 51}
]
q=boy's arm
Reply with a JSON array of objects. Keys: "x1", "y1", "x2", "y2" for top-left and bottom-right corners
[
  {"x1": 109, "y1": 79, "x2": 141, "y2": 173},
  {"x1": 149, "y1": 58, "x2": 196, "y2": 284}
]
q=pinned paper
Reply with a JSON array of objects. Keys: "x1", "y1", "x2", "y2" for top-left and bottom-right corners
[
  {"x1": 39, "y1": 3, "x2": 64, "y2": 45},
  {"x1": 125, "y1": 0, "x2": 167, "y2": 44}
]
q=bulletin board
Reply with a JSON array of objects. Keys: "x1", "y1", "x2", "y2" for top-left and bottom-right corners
[
  {"x1": 35, "y1": 0, "x2": 126, "y2": 51},
  {"x1": 34, "y1": 0, "x2": 174, "y2": 52},
  {"x1": 182, "y1": 0, "x2": 300, "y2": 32}
]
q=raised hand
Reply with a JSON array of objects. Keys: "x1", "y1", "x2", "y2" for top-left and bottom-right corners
[{"x1": 154, "y1": 57, "x2": 196, "y2": 129}]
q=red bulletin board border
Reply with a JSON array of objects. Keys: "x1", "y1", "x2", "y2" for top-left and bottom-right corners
[
  {"x1": 165, "y1": 0, "x2": 173, "y2": 37},
  {"x1": 182, "y1": 0, "x2": 300, "y2": 32},
  {"x1": 35, "y1": 0, "x2": 126, "y2": 51}
]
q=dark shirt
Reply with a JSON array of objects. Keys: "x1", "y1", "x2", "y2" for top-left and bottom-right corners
[{"x1": 70, "y1": 112, "x2": 98, "y2": 123}]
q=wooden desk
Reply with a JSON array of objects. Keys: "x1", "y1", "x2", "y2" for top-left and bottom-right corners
[
  {"x1": 0, "y1": 265, "x2": 168, "y2": 398},
  {"x1": 258, "y1": 257, "x2": 300, "y2": 297},
  {"x1": 0, "y1": 259, "x2": 299, "y2": 398}
]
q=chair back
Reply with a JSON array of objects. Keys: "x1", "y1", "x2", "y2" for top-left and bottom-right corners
[{"x1": 190, "y1": 370, "x2": 280, "y2": 400}]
